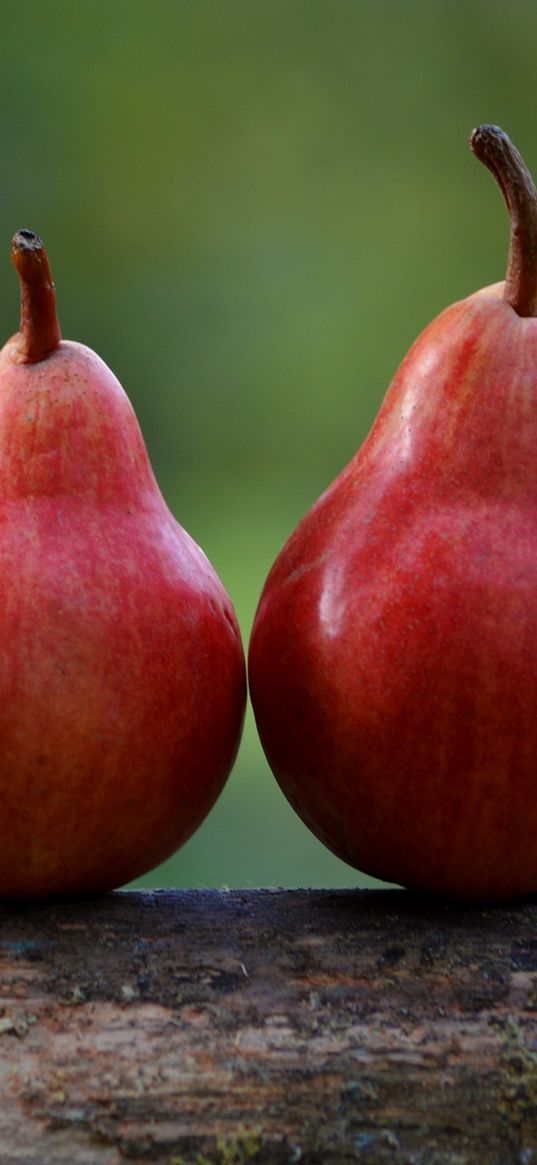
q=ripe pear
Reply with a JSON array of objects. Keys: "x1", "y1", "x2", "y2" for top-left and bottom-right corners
[
  {"x1": 0, "y1": 229, "x2": 246, "y2": 896},
  {"x1": 249, "y1": 125, "x2": 537, "y2": 901}
]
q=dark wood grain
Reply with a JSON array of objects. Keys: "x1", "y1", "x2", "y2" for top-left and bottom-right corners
[{"x1": 0, "y1": 887, "x2": 535, "y2": 1163}]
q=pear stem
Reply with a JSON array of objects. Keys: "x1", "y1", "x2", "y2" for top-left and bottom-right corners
[
  {"x1": 470, "y1": 125, "x2": 537, "y2": 318},
  {"x1": 11, "y1": 230, "x2": 61, "y2": 362}
]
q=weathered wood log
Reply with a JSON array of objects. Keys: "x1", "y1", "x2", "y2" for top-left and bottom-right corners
[{"x1": 0, "y1": 888, "x2": 535, "y2": 1163}]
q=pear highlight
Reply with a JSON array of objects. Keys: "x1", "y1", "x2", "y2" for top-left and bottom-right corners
[
  {"x1": 249, "y1": 125, "x2": 537, "y2": 901},
  {"x1": 0, "y1": 231, "x2": 246, "y2": 896}
]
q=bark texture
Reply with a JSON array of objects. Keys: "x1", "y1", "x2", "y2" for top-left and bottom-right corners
[{"x1": 0, "y1": 887, "x2": 535, "y2": 1163}]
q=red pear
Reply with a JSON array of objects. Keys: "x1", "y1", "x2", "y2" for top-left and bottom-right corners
[
  {"x1": 0, "y1": 230, "x2": 246, "y2": 896},
  {"x1": 249, "y1": 125, "x2": 537, "y2": 901}
]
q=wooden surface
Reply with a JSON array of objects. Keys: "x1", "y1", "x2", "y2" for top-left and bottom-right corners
[{"x1": 0, "y1": 887, "x2": 536, "y2": 1163}]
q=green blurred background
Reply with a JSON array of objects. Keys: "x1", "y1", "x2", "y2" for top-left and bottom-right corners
[{"x1": 0, "y1": 0, "x2": 533, "y2": 888}]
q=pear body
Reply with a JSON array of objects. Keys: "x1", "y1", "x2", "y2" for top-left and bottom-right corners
[
  {"x1": 249, "y1": 285, "x2": 537, "y2": 900},
  {"x1": 0, "y1": 335, "x2": 246, "y2": 895}
]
